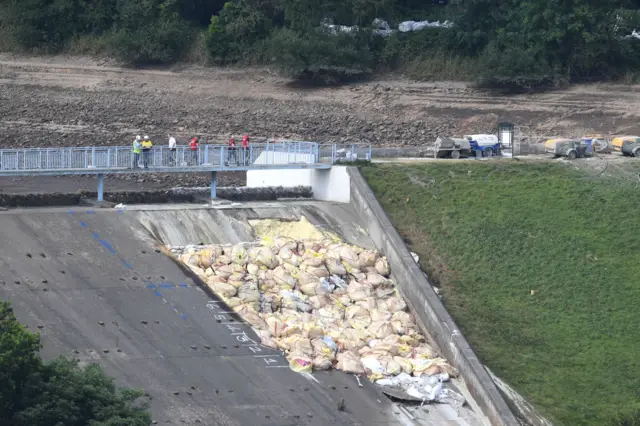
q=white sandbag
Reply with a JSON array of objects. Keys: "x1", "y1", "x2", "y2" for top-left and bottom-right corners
[
  {"x1": 302, "y1": 251, "x2": 325, "y2": 267},
  {"x1": 256, "y1": 329, "x2": 279, "y2": 349},
  {"x1": 366, "y1": 273, "x2": 388, "y2": 288},
  {"x1": 375, "y1": 257, "x2": 390, "y2": 276},
  {"x1": 275, "y1": 236, "x2": 297, "y2": 250},
  {"x1": 303, "y1": 263, "x2": 330, "y2": 278},
  {"x1": 339, "y1": 246, "x2": 360, "y2": 270},
  {"x1": 345, "y1": 305, "x2": 372, "y2": 329},
  {"x1": 215, "y1": 254, "x2": 232, "y2": 265},
  {"x1": 279, "y1": 246, "x2": 302, "y2": 267},
  {"x1": 273, "y1": 266, "x2": 296, "y2": 288},
  {"x1": 358, "y1": 250, "x2": 378, "y2": 268},
  {"x1": 209, "y1": 281, "x2": 237, "y2": 298},
  {"x1": 325, "y1": 257, "x2": 347, "y2": 275},
  {"x1": 238, "y1": 283, "x2": 260, "y2": 303},
  {"x1": 379, "y1": 355, "x2": 403, "y2": 376},
  {"x1": 393, "y1": 356, "x2": 414, "y2": 374},
  {"x1": 299, "y1": 282, "x2": 317, "y2": 296},
  {"x1": 247, "y1": 263, "x2": 259, "y2": 276},
  {"x1": 369, "y1": 309, "x2": 392, "y2": 322},
  {"x1": 368, "y1": 321, "x2": 394, "y2": 339},
  {"x1": 311, "y1": 338, "x2": 336, "y2": 359},
  {"x1": 255, "y1": 247, "x2": 278, "y2": 269},
  {"x1": 312, "y1": 355, "x2": 333, "y2": 370},
  {"x1": 291, "y1": 338, "x2": 314, "y2": 358},
  {"x1": 336, "y1": 351, "x2": 365, "y2": 374},
  {"x1": 214, "y1": 264, "x2": 233, "y2": 279},
  {"x1": 298, "y1": 271, "x2": 319, "y2": 286},
  {"x1": 378, "y1": 296, "x2": 407, "y2": 313}
]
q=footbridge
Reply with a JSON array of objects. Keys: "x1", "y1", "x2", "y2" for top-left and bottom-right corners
[{"x1": 0, "y1": 141, "x2": 372, "y2": 200}]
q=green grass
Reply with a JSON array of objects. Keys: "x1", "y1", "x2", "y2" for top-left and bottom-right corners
[{"x1": 362, "y1": 161, "x2": 640, "y2": 426}]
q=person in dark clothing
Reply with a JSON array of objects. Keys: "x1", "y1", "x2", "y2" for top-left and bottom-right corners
[{"x1": 227, "y1": 137, "x2": 237, "y2": 165}]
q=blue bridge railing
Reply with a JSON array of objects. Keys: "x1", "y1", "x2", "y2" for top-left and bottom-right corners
[{"x1": 0, "y1": 141, "x2": 372, "y2": 174}]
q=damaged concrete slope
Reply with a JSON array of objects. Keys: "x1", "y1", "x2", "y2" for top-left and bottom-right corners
[{"x1": 0, "y1": 201, "x2": 484, "y2": 426}]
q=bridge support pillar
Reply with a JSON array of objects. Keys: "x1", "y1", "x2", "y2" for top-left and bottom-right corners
[
  {"x1": 210, "y1": 171, "x2": 217, "y2": 199},
  {"x1": 97, "y1": 174, "x2": 104, "y2": 202}
]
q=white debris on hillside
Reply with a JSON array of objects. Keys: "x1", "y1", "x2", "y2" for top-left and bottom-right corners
[
  {"x1": 321, "y1": 17, "x2": 453, "y2": 37},
  {"x1": 170, "y1": 217, "x2": 459, "y2": 402}
]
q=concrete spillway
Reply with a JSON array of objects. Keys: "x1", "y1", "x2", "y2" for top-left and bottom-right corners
[{"x1": 0, "y1": 198, "x2": 492, "y2": 425}]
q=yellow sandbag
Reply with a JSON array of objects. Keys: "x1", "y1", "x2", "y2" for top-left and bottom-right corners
[
  {"x1": 289, "y1": 357, "x2": 313, "y2": 373},
  {"x1": 302, "y1": 251, "x2": 325, "y2": 267},
  {"x1": 345, "y1": 305, "x2": 372, "y2": 329}
]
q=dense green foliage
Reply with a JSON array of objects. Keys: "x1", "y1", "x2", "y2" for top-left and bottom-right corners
[
  {"x1": 362, "y1": 162, "x2": 640, "y2": 425},
  {"x1": 0, "y1": 301, "x2": 151, "y2": 425},
  {"x1": 2, "y1": 0, "x2": 640, "y2": 86}
]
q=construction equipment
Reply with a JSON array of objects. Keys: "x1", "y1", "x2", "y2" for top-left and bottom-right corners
[
  {"x1": 611, "y1": 136, "x2": 640, "y2": 157},
  {"x1": 544, "y1": 138, "x2": 592, "y2": 160},
  {"x1": 464, "y1": 134, "x2": 502, "y2": 157},
  {"x1": 434, "y1": 136, "x2": 471, "y2": 159}
]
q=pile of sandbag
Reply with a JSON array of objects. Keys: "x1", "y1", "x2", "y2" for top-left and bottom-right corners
[{"x1": 174, "y1": 235, "x2": 458, "y2": 381}]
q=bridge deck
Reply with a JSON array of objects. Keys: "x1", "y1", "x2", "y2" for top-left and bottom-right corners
[{"x1": 0, "y1": 142, "x2": 370, "y2": 200}]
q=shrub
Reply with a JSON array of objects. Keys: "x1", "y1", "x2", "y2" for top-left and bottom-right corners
[{"x1": 268, "y1": 27, "x2": 374, "y2": 84}]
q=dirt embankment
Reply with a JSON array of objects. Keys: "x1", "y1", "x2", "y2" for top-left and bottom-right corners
[
  {"x1": 3, "y1": 54, "x2": 640, "y2": 190},
  {"x1": 3, "y1": 54, "x2": 640, "y2": 151}
]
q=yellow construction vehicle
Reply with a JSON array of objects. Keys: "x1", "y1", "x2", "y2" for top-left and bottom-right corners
[{"x1": 611, "y1": 136, "x2": 640, "y2": 157}]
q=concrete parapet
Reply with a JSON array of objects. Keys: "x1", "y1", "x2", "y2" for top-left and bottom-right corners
[{"x1": 347, "y1": 166, "x2": 520, "y2": 426}]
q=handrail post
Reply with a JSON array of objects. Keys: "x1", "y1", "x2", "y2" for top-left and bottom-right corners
[
  {"x1": 114, "y1": 147, "x2": 119, "y2": 168},
  {"x1": 22, "y1": 149, "x2": 26, "y2": 170},
  {"x1": 107, "y1": 148, "x2": 111, "y2": 168},
  {"x1": 91, "y1": 147, "x2": 96, "y2": 168},
  {"x1": 205, "y1": 145, "x2": 209, "y2": 164}
]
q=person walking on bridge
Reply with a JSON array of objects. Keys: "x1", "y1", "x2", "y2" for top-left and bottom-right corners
[
  {"x1": 241, "y1": 134, "x2": 249, "y2": 165},
  {"x1": 227, "y1": 137, "x2": 237, "y2": 165},
  {"x1": 168, "y1": 133, "x2": 177, "y2": 166},
  {"x1": 132, "y1": 135, "x2": 142, "y2": 168},
  {"x1": 141, "y1": 135, "x2": 153, "y2": 169},
  {"x1": 189, "y1": 136, "x2": 199, "y2": 165}
]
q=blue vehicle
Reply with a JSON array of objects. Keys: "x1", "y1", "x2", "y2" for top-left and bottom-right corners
[{"x1": 465, "y1": 134, "x2": 502, "y2": 157}]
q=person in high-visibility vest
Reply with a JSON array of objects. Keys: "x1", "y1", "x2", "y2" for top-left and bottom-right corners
[
  {"x1": 132, "y1": 135, "x2": 142, "y2": 168},
  {"x1": 141, "y1": 135, "x2": 153, "y2": 169}
]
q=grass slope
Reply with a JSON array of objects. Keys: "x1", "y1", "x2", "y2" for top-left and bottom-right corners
[{"x1": 362, "y1": 162, "x2": 640, "y2": 426}]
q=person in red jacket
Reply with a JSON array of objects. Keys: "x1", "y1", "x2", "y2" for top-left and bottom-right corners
[
  {"x1": 189, "y1": 136, "x2": 199, "y2": 165},
  {"x1": 241, "y1": 135, "x2": 249, "y2": 165}
]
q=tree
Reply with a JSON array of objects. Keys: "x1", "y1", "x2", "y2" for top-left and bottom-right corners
[{"x1": 0, "y1": 301, "x2": 151, "y2": 426}]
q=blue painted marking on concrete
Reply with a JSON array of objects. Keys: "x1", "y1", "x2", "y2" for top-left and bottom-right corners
[
  {"x1": 116, "y1": 210, "x2": 124, "y2": 214},
  {"x1": 67, "y1": 214, "x2": 191, "y2": 321},
  {"x1": 99, "y1": 239, "x2": 117, "y2": 254},
  {"x1": 86, "y1": 210, "x2": 95, "y2": 214}
]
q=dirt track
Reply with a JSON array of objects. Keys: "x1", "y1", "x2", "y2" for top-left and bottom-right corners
[{"x1": 3, "y1": 53, "x2": 640, "y2": 190}]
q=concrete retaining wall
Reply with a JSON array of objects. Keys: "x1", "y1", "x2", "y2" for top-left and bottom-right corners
[
  {"x1": 0, "y1": 185, "x2": 312, "y2": 208},
  {"x1": 247, "y1": 167, "x2": 350, "y2": 203},
  {"x1": 347, "y1": 167, "x2": 520, "y2": 426}
]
